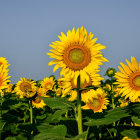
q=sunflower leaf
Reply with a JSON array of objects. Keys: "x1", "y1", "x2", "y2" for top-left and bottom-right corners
[
  {"x1": 34, "y1": 125, "x2": 67, "y2": 140},
  {"x1": 41, "y1": 97, "x2": 75, "y2": 110},
  {"x1": 84, "y1": 107, "x2": 129, "y2": 126}
]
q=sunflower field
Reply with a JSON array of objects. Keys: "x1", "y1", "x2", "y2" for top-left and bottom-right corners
[{"x1": 0, "y1": 27, "x2": 140, "y2": 140}]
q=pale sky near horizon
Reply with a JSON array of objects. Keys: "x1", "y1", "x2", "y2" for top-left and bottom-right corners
[{"x1": 0, "y1": 0, "x2": 140, "y2": 84}]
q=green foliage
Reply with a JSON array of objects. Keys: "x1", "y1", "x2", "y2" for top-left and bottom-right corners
[
  {"x1": 84, "y1": 107, "x2": 130, "y2": 126},
  {"x1": 34, "y1": 125, "x2": 67, "y2": 140}
]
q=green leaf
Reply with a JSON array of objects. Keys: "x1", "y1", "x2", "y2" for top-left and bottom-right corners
[
  {"x1": 16, "y1": 134, "x2": 27, "y2": 140},
  {"x1": 121, "y1": 129, "x2": 139, "y2": 139},
  {"x1": 41, "y1": 97, "x2": 75, "y2": 110},
  {"x1": 84, "y1": 107, "x2": 129, "y2": 126},
  {"x1": 37, "y1": 123, "x2": 53, "y2": 132},
  {"x1": 0, "y1": 120, "x2": 6, "y2": 131},
  {"x1": 34, "y1": 125, "x2": 67, "y2": 140},
  {"x1": 5, "y1": 137, "x2": 16, "y2": 140},
  {"x1": 132, "y1": 116, "x2": 140, "y2": 125},
  {"x1": 72, "y1": 131, "x2": 88, "y2": 140}
]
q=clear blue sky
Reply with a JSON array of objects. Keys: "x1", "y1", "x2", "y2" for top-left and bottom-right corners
[{"x1": 0, "y1": 0, "x2": 140, "y2": 83}]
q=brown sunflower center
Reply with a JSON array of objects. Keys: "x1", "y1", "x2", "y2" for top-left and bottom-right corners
[
  {"x1": 45, "y1": 83, "x2": 52, "y2": 89},
  {"x1": 129, "y1": 72, "x2": 140, "y2": 90},
  {"x1": 88, "y1": 97, "x2": 103, "y2": 111},
  {"x1": 20, "y1": 82, "x2": 32, "y2": 92},
  {"x1": 34, "y1": 96, "x2": 41, "y2": 103},
  {"x1": 63, "y1": 45, "x2": 91, "y2": 71}
]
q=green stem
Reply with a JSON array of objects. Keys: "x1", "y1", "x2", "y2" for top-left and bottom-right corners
[
  {"x1": 106, "y1": 128, "x2": 113, "y2": 139},
  {"x1": 29, "y1": 101, "x2": 33, "y2": 136},
  {"x1": 77, "y1": 76, "x2": 83, "y2": 136},
  {"x1": 85, "y1": 127, "x2": 89, "y2": 140},
  {"x1": 111, "y1": 77, "x2": 116, "y2": 137}
]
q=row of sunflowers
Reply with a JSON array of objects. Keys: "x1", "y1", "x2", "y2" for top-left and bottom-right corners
[{"x1": 0, "y1": 27, "x2": 140, "y2": 140}]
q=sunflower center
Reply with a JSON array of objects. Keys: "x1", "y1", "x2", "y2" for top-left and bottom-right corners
[
  {"x1": 69, "y1": 49, "x2": 84, "y2": 64},
  {"x1": 64, "y1": 45, "x2": 91, "y2": 71},
  {"x1": 92, "y1": 99, "x2": 100, "y2": 108},
  {"x1": 35, "y1": 96, "x2": 41, "y2": 103},
  {"x1": 133, "y1": 75, "x2": 140, "y2": 87},
  {"x1": 20, "y1": 82, "x2": 32, "y2": 92},
  {"x1": 88, "y1": 96, "x2": 103, "y2": 111},
  {"x1": 129, "y1": 72, "x2": 140, "y2": 90},
  {"x1": 45, "y1": 83, "x2": 52, "y2": 89}
]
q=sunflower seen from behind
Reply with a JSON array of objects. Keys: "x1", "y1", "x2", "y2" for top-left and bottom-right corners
[
  {"x1": 115, "y1": 56, "x2": 140, "y2": 101},
  {"x1": 60, "y1": 69, "x2": 104, "y2": 97},
  {"x1": 47, "y1": 27, "x2": 108, "y2": 86}
]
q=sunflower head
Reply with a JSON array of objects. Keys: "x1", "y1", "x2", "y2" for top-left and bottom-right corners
[
  {"x1": 15, "y1": 78, "x2": 36, "y2": 98},
  {"x1": 32, "y1": 96, "x2": 46, "y2": 109},
  {"x1": 115, "y1": 56, "x2": 140, "y2": 101},
  {"x1": 82, "y1": 88, "x2": 109, "y2": 113},
  {"x1": 41, "y1": 77, "x2": 55, "y2": 91},
  {"x1": 47, "y1": 27, "x2": 108, "y2": 86},
  {"x1": 32, "y1": 87, "x2": 48, "y2": 109}
]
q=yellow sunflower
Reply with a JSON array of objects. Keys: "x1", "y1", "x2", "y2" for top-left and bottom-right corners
[
  {"x1": 82, "y1": 88, "x2": 109, "y2": 113},
  {"x1": 32, "y1": 96, "x2": 46, "y2": 109},
  {"x1": 47, "y1": 27, "x2": 108, "y2": 86},
  {"x1": 14, "y1": 78, "x2": 36, "y2": 98},
  {"x1": 0, "y1": 67, "x2": 11, "y2": 93},
  {"x1": 115, "y1": 56, "x2": 140, "y2": 101},
  {"x1": 0, "y1": 57, "x2": 10, "y2": 69},
  {"x1": 32, "y1": 88, "x2": 47, "y2": 109},
  {"x1": 41, "y1": 77, "x2": 55, "y2": 91},
  {"x1": 61, "y1": 70, "x2": 104, "y2": 97},
  {"x1": 4, "y1": 84, "x2": 13, "y2": 93},
  {"x1": 122, "y1": 136, "x2": 140, "y2": 140}
]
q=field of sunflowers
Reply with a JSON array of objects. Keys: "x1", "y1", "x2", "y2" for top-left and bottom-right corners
[{"x1": 0, "y1": 27, "x2": 140, "y2": 140}]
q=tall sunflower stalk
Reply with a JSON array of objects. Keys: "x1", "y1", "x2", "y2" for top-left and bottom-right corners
[
  {"x1": 77, "y1": 76, "x2": 83, "y2": 135},
  {"x1": 47, "y1": 26, "x2": 108, "y2": 138}
]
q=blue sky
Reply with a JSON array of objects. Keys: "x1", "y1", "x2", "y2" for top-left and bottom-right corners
[{"x1": 0, "y1": 0, "x2": 140, "y2": 83}]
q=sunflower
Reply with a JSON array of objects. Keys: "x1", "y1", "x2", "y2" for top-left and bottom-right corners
[
  {"x1": 82, "y1": 88, "x2": 109, "y2": 113},
  {"x1": 14, "y1": 78, "x2": 36, "y2": 98},
  {"x1": 0, "y1": 57, "x2": 10, "y2": 69},
  {"x1": 61, "y1": 70, "x2": 104, "y2": 97},
  {"x1": 122, "y1": 136, "x2": 140, "y2": 140},
  {"x1": 32, "y1": 88, "x2": 47, "y2": 109},
  {"x1": 47, "y1": 27, "x2": 108, "y2": 86},
  {"x1": 32, "y1": 96, "x2": 46, "y2": 109},
  {"x1": 0, "y1": 67, "x2": 11, "y2": 93},
  {"x1": 115, "y1": 56, "x2": 140, "y2": 101},
  {"x1": 41, "y1": 77, "x2": 55, "y2": 91}
]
